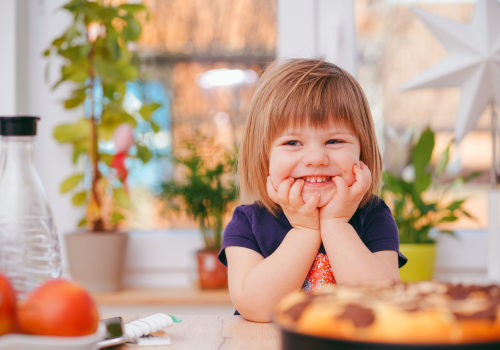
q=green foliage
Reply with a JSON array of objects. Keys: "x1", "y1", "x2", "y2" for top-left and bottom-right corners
[
  {"x1": 45, "y1": 0, "x2": 160, "y2": 231},
  {"x1": 160, "y1": 137, "x2": 238, "y2": 251},
  {"x1": 382, "y1": 127, "x2": 479, "y2": 244}
]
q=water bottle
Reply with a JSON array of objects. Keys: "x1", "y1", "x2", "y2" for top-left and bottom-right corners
[{"x1": 0, "y1": 116, "x2": 62, "y2": 299}]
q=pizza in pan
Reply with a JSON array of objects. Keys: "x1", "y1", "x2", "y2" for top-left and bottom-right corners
[{"x1": 275, "y1": 281, "x2": 500, "y2": 345}]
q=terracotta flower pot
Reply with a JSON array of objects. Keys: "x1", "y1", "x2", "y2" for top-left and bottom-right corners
[{"x1": 196, "y1": 250, "x2": 227, "y2": 289}]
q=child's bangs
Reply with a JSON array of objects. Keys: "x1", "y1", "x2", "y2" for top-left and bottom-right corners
[{"x1": 268, "y1": 77, "x2": 356, "y2": 138}]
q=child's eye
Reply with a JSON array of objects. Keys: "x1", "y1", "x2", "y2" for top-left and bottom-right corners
[
  {"x1": 326, "y1": 139, "x2": 344, "y2": 145},
  {"x1": 285, "y1": 140, "x2": 300, "y2": 146}
]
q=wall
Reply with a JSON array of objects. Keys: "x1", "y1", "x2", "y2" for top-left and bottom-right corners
[
  {"x1": 0, "y1": 0, "x2": 16, "y2": 114},
  {"x1": 11, "y1": 0, "x2": 84, "y2": 238},
  {"x1": 122, "y1": 229, "x2": 488, "y2": 288}
]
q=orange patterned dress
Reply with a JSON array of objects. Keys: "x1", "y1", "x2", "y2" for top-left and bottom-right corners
[{"x1": 302, "y1": 252, "x2": 336, "y2": 292}]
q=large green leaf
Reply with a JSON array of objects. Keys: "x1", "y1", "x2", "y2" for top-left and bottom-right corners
[
  {"x1": 413, "y1": 172, "x2": 432, "y2": 195},
  {"x1": 411, "y1": 127, "x2": 434, "y2": 173},
  {"x1": 60, "y1": 173, "x2": 84, "y2": 193},
  {"x1": 446, "y1": 199, "x2": 466, "y2": 211},
  {"x1": 382, "y1": 172, "x2": 406, "y2": 195},
  {"x1": 118, "y1": 4, "x2": 147, "y2": 13},
  {"x1": 111, "y1": 212, "x2": 125, "y2": 225},
  {"x1": 113, "y1": 187, "x2": 131, "y2": 209},
  {"x1": 53, "y1": 118, "x2": 91, "y2": 143},
  {"x1": 136, "y1": 145, "x2": 152, "y2": 163},
  {"x1": 63, "y1": 89, "x2": 87, "y2": 109},
  {"x1": 151, "y1": 121, "x2": 161, "y2": 133},
  {"x1": 99, "y1": 153, "x2": 113, "y2": 166},
  {"x1": 139, "y1": 103, "x2": 161, "y2": 122},
  {"x1": 60, "y1": 61, "x2": 88, "y2": 83},
  {"x1": 71, "y1": 191, "x2": 87, "y2": 206},
  {"x1": 72, "y1": 142, "x2": 89, "y2": 164},
  {"x1": 122, "y1": 17, "x2": 142, "y2": 41},
  {"x1": 435, "y1": 142, "x2": 450, "y2": 177},
  {"x1": 77, "y1": 217, "x2": 88, "y2": 228}
]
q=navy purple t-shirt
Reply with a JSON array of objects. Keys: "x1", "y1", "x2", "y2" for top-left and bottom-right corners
[{"x1": 218, "y1": 196, "x2": 407, "y2": 269}]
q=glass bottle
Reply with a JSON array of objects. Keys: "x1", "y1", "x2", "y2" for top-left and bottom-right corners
[{"x1": 0, "y1": 116, "x2": 62, "y2": 299}]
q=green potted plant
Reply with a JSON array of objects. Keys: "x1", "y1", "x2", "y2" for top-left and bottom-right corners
[
  {"x1": 382, "y1": 127, "x2": 478, "y2": 282},
  {"x1": 44, "y1": 0, "x2": 160, "y2": 292},
  {"x1": 160, "y1": 135, "x2": 238, "y2": 289}
]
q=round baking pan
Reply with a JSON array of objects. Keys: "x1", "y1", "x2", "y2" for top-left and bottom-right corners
[{"x1": 280, "y1": 328, "x2": 500, "y2": 350}]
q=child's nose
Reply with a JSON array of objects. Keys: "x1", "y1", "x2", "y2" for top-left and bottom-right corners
[{"x1": 302, "y1": 146, "x2": 329, "y2": 166}]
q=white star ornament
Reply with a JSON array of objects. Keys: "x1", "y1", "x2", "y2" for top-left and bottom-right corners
[{"x1": 401, "y1": 0, "x2": 500, "y2": 143}]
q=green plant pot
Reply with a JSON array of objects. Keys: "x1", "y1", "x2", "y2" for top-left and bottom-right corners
[{"x1": 399, "y1": 243, "x2": 436, "y2": 282}]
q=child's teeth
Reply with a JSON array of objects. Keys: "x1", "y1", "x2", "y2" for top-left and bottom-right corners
[{"x1": 304, "y1": 176, "x2": 330, "y2": 183}]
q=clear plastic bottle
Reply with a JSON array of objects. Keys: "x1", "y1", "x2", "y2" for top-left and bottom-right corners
[{"x1": 0, "y1": 116, "x2": 62, "y2": 299}]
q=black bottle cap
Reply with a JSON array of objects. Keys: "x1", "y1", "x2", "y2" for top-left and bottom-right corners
[{"x1": 0, "y1": 116, "x2": 40, "y2": 136}]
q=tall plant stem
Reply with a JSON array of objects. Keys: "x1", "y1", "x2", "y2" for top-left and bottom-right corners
[{"x1": 88, "y1": 31, "x2": 104, "y2": 231}]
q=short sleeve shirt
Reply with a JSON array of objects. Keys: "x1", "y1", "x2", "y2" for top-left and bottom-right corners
[{"x1": 218, "y1": 196, "x2": 407, "y2": 268}]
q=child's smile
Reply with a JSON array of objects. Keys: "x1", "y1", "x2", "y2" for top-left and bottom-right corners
[
  {"x1": 268, "y1": 122, "x2": 361, "y2": 207},
  {"x1": 300, "y1": 176, "x2": 332, "y2": 183}
]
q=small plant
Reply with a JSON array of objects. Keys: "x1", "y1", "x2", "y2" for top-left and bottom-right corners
[
  {"x1": 44, "y1": 0, "x2": 160, "y2": 231},
  {"x1": 160, "y1": 136, "x2": 238, "y2": 251},
  {"x1": 382, "y1": 127, "x2": 478, "y2": 244}
]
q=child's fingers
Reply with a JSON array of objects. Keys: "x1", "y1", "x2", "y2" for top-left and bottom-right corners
[
  {"x1": 332, "y1": 175, "x2": 347, "y2": 197},
  {"x1": 277, "y1": 177, "x2": 293, "y2": 206},
  {"x1": 289, "y1": 179, "x2": 305, "y2": 207},
  {"x1": 266, "y1": 176, "x2": 279, "y2": 203},
  {"x1": 351, "y1": 162, "x2": 372, "y2": 196},
  {"x1": 302, "y1": 192, "x2": 320, "y2": 212}
]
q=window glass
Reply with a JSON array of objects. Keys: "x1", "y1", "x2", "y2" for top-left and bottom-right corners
[
  {"x1": 126, "y1": 0, "x2": 276, "y2": 230},
  {"x1": 356, "y1": 0, "x2": 487, "y2": 229}
]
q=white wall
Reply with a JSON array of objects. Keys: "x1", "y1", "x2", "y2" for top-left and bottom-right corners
[
  {"x1": 0, "y1": 0, "x2": 16, "y2": 114},
  {"x1": 13, "y1": 0, "x2": 84, "y2": 238}
]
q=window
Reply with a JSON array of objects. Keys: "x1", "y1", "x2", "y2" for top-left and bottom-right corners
[
  {"x1": 356, "y1": 0, "x2": 488, "y2": 229},
  {"x1": 126, "y1": 0, "x2": 276, "y2": 230}
]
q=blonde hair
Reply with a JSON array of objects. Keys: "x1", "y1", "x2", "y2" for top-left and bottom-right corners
[{"x1": 239, "y1": 59, "x2": 382, "y2": 215}]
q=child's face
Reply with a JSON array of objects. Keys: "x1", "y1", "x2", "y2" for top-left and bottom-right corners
[{"x1": 268, "y1": 121, "x2": 361, "y2": 207}]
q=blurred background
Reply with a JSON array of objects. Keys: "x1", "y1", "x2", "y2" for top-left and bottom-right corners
[{"x1": 0, "y1": 0, "x2": 493, "y2": 316}]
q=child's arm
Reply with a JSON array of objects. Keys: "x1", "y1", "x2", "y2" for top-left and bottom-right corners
[
  {"x1": 225, "y1": 177, "x2": 321, "y2": 322},
  {"x1": 226, "y1": 228, "x2": 320, "y2": 322},
  {"x1": 320, "y1": 162, "x2": 400, "y2": 285},
  {"x1": 321, "y1": 221, "x2": 400, "y2": 285}
]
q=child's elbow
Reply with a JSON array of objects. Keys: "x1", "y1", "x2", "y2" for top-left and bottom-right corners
[
  {"x1": 238, "y1": 308, "x2": 273, "y2": 323},
  {"x1": 233, "y1": 298, "x2": 273, "y2": 323}
]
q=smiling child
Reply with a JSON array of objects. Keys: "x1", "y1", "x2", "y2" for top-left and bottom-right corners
[{"x1": 218, "y1": 59, "x2": 407, "y2": 322}]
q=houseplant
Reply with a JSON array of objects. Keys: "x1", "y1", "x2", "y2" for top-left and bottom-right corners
[
  {"x1": 382, "y1": 127, "x2": 478, "y2": 282},
  {"x1": 44, "y1": 0, "x2": 160, "y2": 292},
  {"x1": 160, "y1": 135, "x2": 238, "y2": 289}
]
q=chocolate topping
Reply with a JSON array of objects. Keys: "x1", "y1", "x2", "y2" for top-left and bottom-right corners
[
  {"x1": 446, "y1": 284, "x2": 471, "y2": 300},
  {"x1": 338, "y1": 304, "x2": 375, "y2": 328},
  {"x1": 283, "y1": 298, "x2": 312, "y2": 322},
  {"x1": 453, "y1": 308, "x2": 497, "y2": 321}
]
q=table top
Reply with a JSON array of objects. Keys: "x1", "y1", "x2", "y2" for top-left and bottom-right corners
[
  {"x1": 120, "y1": 315, "x2": 281, "y2": 350},
  {"x1": 93, "y1": 287, "x2": 232, "y2": 306}
]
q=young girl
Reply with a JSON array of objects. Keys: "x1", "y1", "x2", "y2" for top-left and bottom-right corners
[{"x1": 218, "y1": 59, "x2": 407, "y2": 322}]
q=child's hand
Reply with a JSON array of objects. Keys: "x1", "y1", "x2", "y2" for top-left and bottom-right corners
[
  {"x1": 319, "y1": 161, "x2": 372, "y2": 224},
  {"x1": 266, "y1": 176, "x2": 320, "y2": 232}
]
